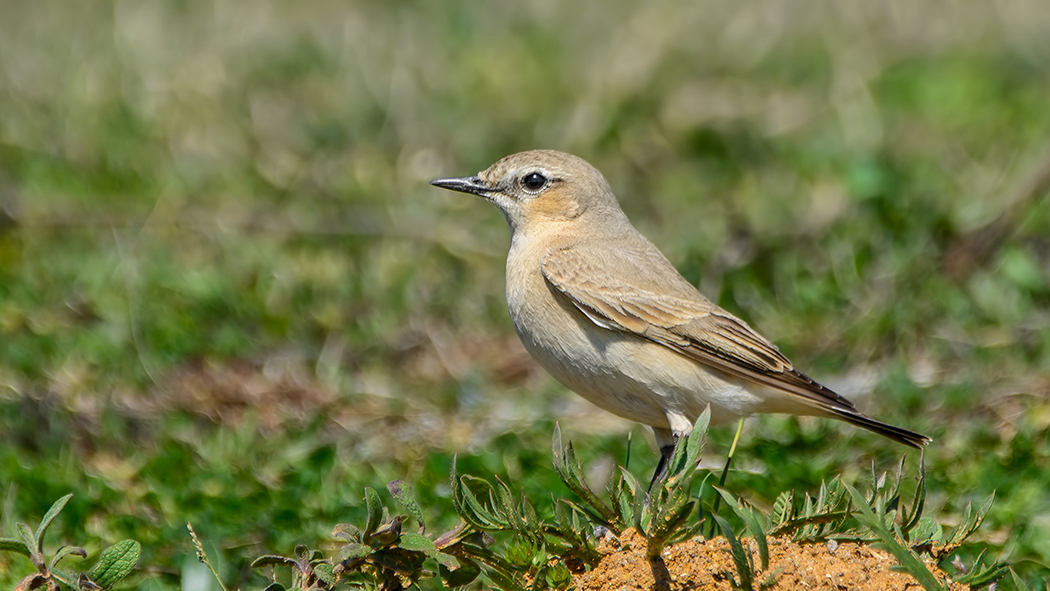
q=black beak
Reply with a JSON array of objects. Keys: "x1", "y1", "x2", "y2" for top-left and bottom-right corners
[{"x1": 430, "y1": 175, "x2": 491, "y2": 197}]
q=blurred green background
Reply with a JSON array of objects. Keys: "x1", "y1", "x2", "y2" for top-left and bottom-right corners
[{"x1": 1, "y1": 0, "x2": 1049, "y2": 588}]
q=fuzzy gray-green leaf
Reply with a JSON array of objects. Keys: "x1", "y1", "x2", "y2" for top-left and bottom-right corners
[
  {"x1": 0, "y1": 538, "x2": 31, "y2": 559},
  {"x1": 313, "y1": 561, "x2": 336, "y2": 586},
  {"x1": 398, "y1": 532, "x2": 437, "y2": 556},
  {"x1": 16, "y1": 523, "x2": 41, "y2": 566},
  {"x1": 388, "y1": 480, "x2": 427, "y2": 534},
  {"x1": 433, "y1": 550, "x2": 460, "y2": 570},
  {"x1": 35, "y1": 494, "x2": 73, "y2": 549},
  {"x1": 252, "y1": 554, "x2": 299, "y2": 568},
  {"x1": 87, "y1": 539, "x2": 140, "y2": 590},
  {"x1": 48, "y1": 545, "x2": 86, "y2": 572},
  {"x1": 332, "y1": 523, "x2": 361, "y2": 543},
  {"x1": 363, "y1": 487, "x2": 383, "y2": 541},
  {"x1": 336, "y1": 542, "x2": 370, "y2": 563}
]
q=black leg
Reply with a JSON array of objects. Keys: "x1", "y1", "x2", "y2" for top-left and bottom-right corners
[{"x1": 648, "y1": 443, "x2": 676, "y2": 492}]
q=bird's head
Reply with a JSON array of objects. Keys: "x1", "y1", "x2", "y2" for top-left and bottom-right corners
[{"x1": 431, "y1": 150, "x2": 628, "y2": 236}]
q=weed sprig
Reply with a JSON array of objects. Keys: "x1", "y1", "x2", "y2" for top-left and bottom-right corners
[{"x1": 1, "y1": 494, "x2": 140, "y2": 591}]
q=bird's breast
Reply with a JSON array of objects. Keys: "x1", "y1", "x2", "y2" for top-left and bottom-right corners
[{"x1": 503, "y1": 240, "x2": 676, "y2": 425}]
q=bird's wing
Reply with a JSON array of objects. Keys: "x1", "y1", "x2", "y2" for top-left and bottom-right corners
[{"x1": 541, "y1": 246, "x2": 857, "y2": 411}]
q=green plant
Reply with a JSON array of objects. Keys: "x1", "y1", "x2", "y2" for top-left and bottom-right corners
[
  {"x1": 452, "y1": 412, "x2": 1013, "y2": 591},
  {"x1": 207, "y1": 415, "x2": 1023, "y2": 591},
  {"x1": 0, "y1": 494, "x2": 140, "y2": 591},
  {"x1": 724, "y1": 456, "x2": 1006, "y2": 591},
  {"x1": 549, "y1": 408, "x2": 713, "y2": 560},
  {"x1": 239, "y1": 481, "x2": 469, "y2": 591}
]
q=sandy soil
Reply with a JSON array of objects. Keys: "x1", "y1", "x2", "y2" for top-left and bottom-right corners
[{"x1": 573, "y1": 528, "x2": 965, "y2": 591}]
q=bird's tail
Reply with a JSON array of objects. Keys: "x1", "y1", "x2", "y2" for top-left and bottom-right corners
[{"x1": 828, "y1": 407, "x2": 932, "y2": 449}]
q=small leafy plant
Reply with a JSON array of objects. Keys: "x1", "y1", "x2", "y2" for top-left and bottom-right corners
[
  {"x1": 0, "y1": 494, "x2": 141, "y2": 591},
  {"x1": 215, "y1": 413, "x2": 1017, "y2": 591},
  {"x1": 715, "y1": 457, "x2": 1007, "y2": 591},
  {"x1": 233, "y1": 480, "x2": 506, "y2": 591},
  {"x1": 546, "y1": 408, "x2": 713, "y2": 560}
]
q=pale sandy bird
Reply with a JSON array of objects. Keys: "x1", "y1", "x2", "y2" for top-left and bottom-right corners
[{"x1": 431, "y1": 150, "x2": 930, "y2": 484}]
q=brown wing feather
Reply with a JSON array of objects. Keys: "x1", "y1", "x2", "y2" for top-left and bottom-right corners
[{"x1": 541, "y1": 247, "x2": 857, "y2": 412}]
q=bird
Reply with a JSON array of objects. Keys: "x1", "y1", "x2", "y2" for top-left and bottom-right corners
[{"x1": 431, "y1": 149, "x2": 930, "y2": 486}]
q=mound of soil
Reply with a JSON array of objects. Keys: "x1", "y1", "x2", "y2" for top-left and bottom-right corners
[{"x1": 574, "y1": 528, "x2": 964, "y2": 591}]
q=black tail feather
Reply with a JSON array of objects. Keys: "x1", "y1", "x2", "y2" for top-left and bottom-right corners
[{"x1": 830, "y1": 408, "x2": 932, "y2": 449}]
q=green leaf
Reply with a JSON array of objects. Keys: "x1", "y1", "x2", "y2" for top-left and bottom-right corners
[
  {"x1": 618, "y1": 468, "x2": 645, "y2": 533},
  {"x1": 716, "y1": 488, "x2": 769, "y2": 571},
  {"x1": 521, "y1": 495, "x2": 542, "y2": 536},
  {"x1": 551, "y1": 425, "x2": 616, "y2": 524},
  {"x1": 363, "y1": 487, "x2": 383, "y2": 541},
  {"x1": 546, "y1": 562, "x2": 573, "y2": 588},
  {"x1": 336, "y1": 543, "x2": 370, "y2": 563},
  {"x1": 35, "y1": 494, "x2": 73, "y2": 549},
  {"x1": 686, "y1": 406, "x2": 710, "y2": 461},
  {"x1": 432, "y1": 550, "x2": 460, "y2": 570},
  {"x1": 493, "y1": 477, "x2": 519, "y2": 532},
  {"x1": 455, "y1": 476, "x2": 506, "y2": 530},
  {"x1": 332, "y1": 523, "x2": 361, "y2": 543},
  {"x1": 483, "y1": 567, "x2": 528, "y2": 591},
  {"x1": 844, "y1": 483, "x2": 947, "y2": 591},
  {"x1": 943, "y1": 492, "x2": 995, "y2": 550},
  {"x1": 370, "y1": 516, "x2": 403, "y2": 546},
  {"x1": 648, "y1": 497, "x2": 694, "y2": 554},
  {"x1": 48, "y1": 545, "x2": 86, "y2": 572},
  {"x1": 313, "y1": 561, "x2": 337, "y2": 586},
  {"x1": 388, "y1": 480, "x2": 427, "y2": 534},
  {"x1": 440, "y1": 556, "x2": 480, "y2": 587},
  {"x1": 901, "y1": 456, "x2": 927, "y2": 536},
  {"x1": 0, "y1": 538, "x2": 31, "y2": 559},
  {"x1": 770, "y1": 491, "x2": 793, "y2": 529},
  {"x1": 1008, "y1": 568, "x2": 1035, "y2": 591},
  {"x1": 251, "y1": 555, "x2": 300, "y2": 569},
  {"x1": 87, "y1": 539, "x2": 141, "y2": 590},
  {"x1": 949, "y1": 550, "x2": 1009, "y2": 587},
  {"x1": 398, "y1": 533, "x2": 437, "y2": 555},
  {"x1": 16, "y1": 523, "x2": 41, "y2": 567},
  {"x1": 713, "y1": 513, "x2": 753, "y2": 590},
  {"x1": 55, "y1": 570, "x2": 80, "y2": 588}
]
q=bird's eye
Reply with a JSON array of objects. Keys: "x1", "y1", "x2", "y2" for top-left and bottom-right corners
[{"x1": 521, "y1": 172, "x2": 548, "y2": 192}]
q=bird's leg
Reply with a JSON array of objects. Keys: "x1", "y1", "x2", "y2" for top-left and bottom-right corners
[
  {"x1": 648, "y1": 411, "x2": 691, "y2": 492},
  {"x1": 648, "y1": 442, "x2": 676, "y2": 491}
]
